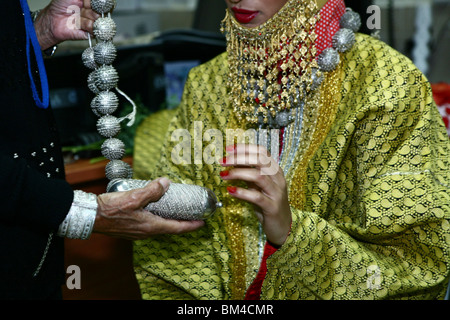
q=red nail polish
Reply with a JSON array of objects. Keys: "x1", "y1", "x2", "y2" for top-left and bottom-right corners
[
  {"x1": 220, "y1": 170, "x2": 229, "y2": 178},
  {"x1": 226, "y1": 144, "x2": 236, "y2": 152},
  {"x1": 227, "y1": 186, "x2": 237, "y2": 194},
  {"x1": 221, "y1": 157, "x2": 227, "y2": 165}
]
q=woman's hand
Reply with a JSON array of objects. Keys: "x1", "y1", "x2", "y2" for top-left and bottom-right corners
[
  {"x1": 34, "y1": 0, "x2": 100, "y2": 50},
  {"x1": 220, "y1": 144, "x2": 292, "y2": 247}
]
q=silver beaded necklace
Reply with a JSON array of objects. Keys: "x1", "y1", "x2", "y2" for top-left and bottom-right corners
[
  {"x1": 82, "y1": 0, "x2": 137, "y2": 182},
  {"x1": 81, "y1": 0, "x2": 223, "y2": 221},
  {"x1": 279, "y1": 8, "x2": 362, "y2": 176}
]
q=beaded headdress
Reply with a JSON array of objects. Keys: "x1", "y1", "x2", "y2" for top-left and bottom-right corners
[{"x1": 221, "y1": 0, "x2": 321, "y2": 128}]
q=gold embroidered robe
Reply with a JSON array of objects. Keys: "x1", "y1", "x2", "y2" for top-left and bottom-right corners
[{"x1": 132, "y1": 34, "x2": 450, "y2": 300}]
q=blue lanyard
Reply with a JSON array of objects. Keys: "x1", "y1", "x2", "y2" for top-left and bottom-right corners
[{"x1": 19, "y1": 0, "x2": 50, "y2": 109}]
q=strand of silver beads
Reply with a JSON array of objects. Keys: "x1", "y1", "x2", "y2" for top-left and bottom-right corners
[{"x1": 82, "y1": 0, "x2": 135, "y2": 182}]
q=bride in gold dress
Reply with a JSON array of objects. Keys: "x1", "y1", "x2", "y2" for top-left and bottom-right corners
[{"x1": 132, "y1": 0, "x2": 450, "y2": 300}]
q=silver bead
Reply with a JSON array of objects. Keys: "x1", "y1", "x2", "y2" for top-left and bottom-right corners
[
  {"x1": 91, "y1": 0, "x2": 116, "y2": 14},
  {"x1": 82, "y1": 47, "x2": 98, "y2": 70},
  {"x1": 310, "y1": 67, "x2": 324, "y2": 91},
  {"x1": 95, "y1": 65, "x2": 119, "y2": 91},
  {"x1": 257, "y1": 114, "x2": 266, "y2": 126},
  {"x1": 332, "y1": 28, "x2": 356, "y2": 53},
  {"x1": 105, "y1": 160, "x2": 132, "y2": 180},
  {"x1": 340, "y1": 8, "x2": 362, "y2": 33},
  {"x1": 93, "y1": 41, "x2": 117, "y2": 66},
  {"x1": 101, "y1": 138, "x2": 126, "y2": 160},
  {"x1": 317, "y1": 48, "x2": 340, "y2": 72},
  {"x1": 90, "y1": 96, "x2": 101, "y2": 117},
  {"x1": 275, "y1": 110, "x2": 292, "y2": 127},
  {"x1": 87, "y1": 71, "x2": 100, "y2": 94},
  {"x1": 95, "y1": 91, "x2": 119, "y2": 115},
  {"x1": 97, "y1": 115, "x2": 121, "y2": 137},
  {"x1": 93, "y1": 17, "x2": 117, "y2": 42}
]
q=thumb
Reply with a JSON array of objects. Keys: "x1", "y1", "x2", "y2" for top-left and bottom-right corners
[{"x1": 155, "y1": 177, "x2": 171, "y2": 192}]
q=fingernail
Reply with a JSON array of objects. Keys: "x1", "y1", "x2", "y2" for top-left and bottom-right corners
[
  {"x1": 220, "y1": 170, "x2": 229, "y2": 178},
  {"x1": 226, "y1": 144, "x2": 236, "y2": 152},
  {"x1": 158, "y1": 177, "x2": 170, "y2": 190},
  {"x1": 227, "y1": 186, "x2": 237, "y2": 194},
  {"x1": 220, "y1": 157, "x2": 227, "y2": 165}
]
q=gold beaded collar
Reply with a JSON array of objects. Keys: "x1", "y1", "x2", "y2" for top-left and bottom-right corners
[{"x1": 221, "y1": 0, "x2": 321, "y2": 128}]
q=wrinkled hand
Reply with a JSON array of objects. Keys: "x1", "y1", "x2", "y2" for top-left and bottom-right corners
[
  {"x1": 34, "y1": 0, "x2": 100, "y2": 50},
  {"x1": 93, "y1": 177, "x2": 205, "y2": 240},
  {"x1": 220, "y1": 144, "x2": 292, "y2": 247}
]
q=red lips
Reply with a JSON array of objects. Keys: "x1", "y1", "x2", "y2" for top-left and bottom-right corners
[{"x1": 231, "y1": 7, "x2": 259, "y2": 24}]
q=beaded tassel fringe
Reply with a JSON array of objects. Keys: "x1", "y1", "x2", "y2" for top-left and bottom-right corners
[
  {"x1": 221, "y1": 0, "x2": 320, "y2": 127},
  {"x1": 221, "y1": 1, "x2": 360, "y2": 129}
]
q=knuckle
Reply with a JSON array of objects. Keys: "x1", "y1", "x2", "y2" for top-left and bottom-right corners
[
  {"x1": 253, "y1": 192, "x2": 265, "y2": 204},
  {"x1": 255, "y1": 173, "x2": 266, "y2": 184}
]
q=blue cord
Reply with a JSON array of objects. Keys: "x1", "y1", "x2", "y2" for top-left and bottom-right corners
[{"x1": 19, "y1": 0, "x2": 50, "y2": 109}]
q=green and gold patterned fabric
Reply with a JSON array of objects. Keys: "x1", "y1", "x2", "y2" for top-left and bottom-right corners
[{"x1": 132, "y1": 33, "x2": 450, "y2": 300}]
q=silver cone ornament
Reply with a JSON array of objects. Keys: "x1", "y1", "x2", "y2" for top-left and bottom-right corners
[{"x1": 107, "y1": 179, "x2": 221, "y2": 220}]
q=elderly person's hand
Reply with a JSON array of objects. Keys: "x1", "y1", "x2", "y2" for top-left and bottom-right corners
[
  {"x1": 93, "y1": 177, "x2": 205, "y2": 240},
  {"x1": 220, "y1": 144, "x2": 292, "y2": 247},
  {"x1": 34, "y1": 0, "x2": 100, "y2": 51}
]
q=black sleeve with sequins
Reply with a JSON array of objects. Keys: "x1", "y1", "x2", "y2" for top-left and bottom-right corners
[{"x1": 0, "y1": 1, "x2": 74, "y2": 232}]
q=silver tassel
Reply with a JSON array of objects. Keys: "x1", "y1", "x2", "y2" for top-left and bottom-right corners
[{"x1": 106, "y1": 179, "x2": 222, "y2": 220}]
